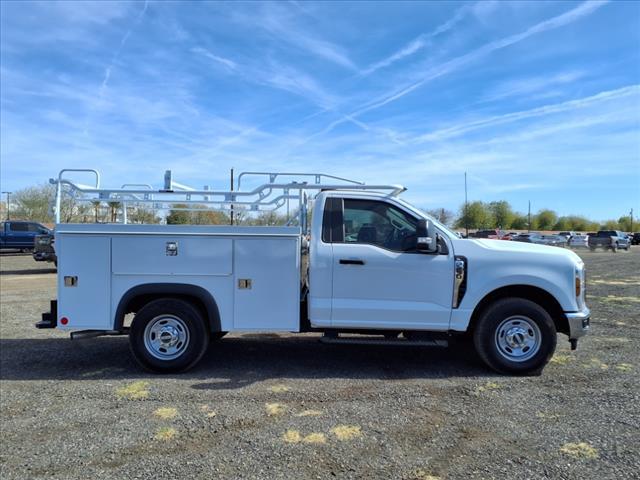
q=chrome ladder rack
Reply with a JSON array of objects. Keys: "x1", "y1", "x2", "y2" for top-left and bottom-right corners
[{"x1": 51, "y1": 168, "x2": 406, "y2": 228}]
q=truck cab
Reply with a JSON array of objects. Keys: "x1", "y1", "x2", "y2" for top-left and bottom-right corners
[
  {"x1": 39, "y1": 169, "x2": 590, "y2": 376},
  {"x1": 309, "y1": 191, "x2": 455, "y2": 331},
  {"x1": 0, "y1": 221, "x2": 51, "y2": 251}
]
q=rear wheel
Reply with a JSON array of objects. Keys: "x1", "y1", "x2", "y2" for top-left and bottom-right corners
[
  {"x1": 130, "y1": 298, "x2": 209, "y2": 373},
  {"x1": 473, "y1": 298, "x2": 556, "y2": 375}
]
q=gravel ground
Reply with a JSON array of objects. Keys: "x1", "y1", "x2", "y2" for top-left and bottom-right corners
[{"x1": 1, "y1": 249, "x2": 639, "y2": 479}]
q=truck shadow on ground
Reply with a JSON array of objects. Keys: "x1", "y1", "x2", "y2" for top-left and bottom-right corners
[
  {"x1": 0, "y1": 268, "x2": 56, "y2": 275},
  {"x1": 0, "y1": 251, "x2": 31, "y2": 256},
  {"x1": 0, "y1": 334, "x2": 492, "y2": 384}
]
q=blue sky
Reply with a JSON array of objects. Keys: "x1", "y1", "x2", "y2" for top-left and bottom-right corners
[{"x1": 1, "y1": 0, "x2": 639, "y2": 220}]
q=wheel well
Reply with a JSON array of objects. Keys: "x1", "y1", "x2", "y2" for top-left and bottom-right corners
[
  {"x1": 468, "y1": 285, "x2": 568, "y2": 335},
  {"x1": 115, "y1": 284, "x2": 222, "y2": 333}
]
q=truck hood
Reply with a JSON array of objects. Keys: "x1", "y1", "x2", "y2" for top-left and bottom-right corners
[{"x1": 454, "y1": 238, "x2": 582, "y2": 264}]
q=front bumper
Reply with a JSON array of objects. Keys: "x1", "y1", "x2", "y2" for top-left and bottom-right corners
[
  {"x1": 33, "y1": 251, "x2": 56, "y2": 262},
  {"x1": 565, "y1": 307, "x2": 590, "y2": 340}
]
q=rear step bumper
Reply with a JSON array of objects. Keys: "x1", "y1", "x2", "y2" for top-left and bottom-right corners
[{"x1": 36, "y1": 300, "x2": 57, "y2": 329}]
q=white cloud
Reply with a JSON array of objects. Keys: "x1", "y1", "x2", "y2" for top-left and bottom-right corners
[
  {"x1": 99, "y1": 0, "x2": 150, "y2": 97},
  {"x1": 480, "y1": 70, "x2": 586, "y2": 103},
  {"x1": 191, "y1": 47, "x2": 238, "y2": 71},
  {"x1": 362, "y1": 2, "x2": 473, "y2": 75},
  {"x1": 238, "y1": 2, "x2": 357, "y2": 70},
  {"x1": 319, "y1": 0, "x2": 610, "y2": 136},
  {"x1": 415, "y1": 84, "x2": 639, "y2": 143}
]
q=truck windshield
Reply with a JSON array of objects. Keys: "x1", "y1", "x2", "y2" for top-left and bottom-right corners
[{"x1": 394, "y1": 197, "x2": 457, "y2": 239}]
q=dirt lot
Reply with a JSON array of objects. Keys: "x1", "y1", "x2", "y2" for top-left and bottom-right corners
[{"x1": 1, "y1": 249, "x2": 638, "y2": 479}]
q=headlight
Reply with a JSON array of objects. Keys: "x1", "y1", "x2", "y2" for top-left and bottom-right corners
[
  {"x1": 575, "y1": 263, "x2": 585, "y2": 304},
  {"x1": 37, "y1": 238, "x2": 50, "y2": 245},
  {"x1": 575, "y1": 271, "x2": 581, "y2": 297}
]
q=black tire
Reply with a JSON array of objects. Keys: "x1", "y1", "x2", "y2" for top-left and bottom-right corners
[
  {"x1": 129, "y1": 298, "x2": 210, "y2": 373},
  {"x1": 589, "y1": 247, "x2": 596, "y2": 252},
  {"x1": 473, "y1": 298, "x2": 557, "y2": 375}
]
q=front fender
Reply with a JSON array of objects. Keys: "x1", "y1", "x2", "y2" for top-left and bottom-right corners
[
  {"x1": 450, "y1": 275, "x2": 574, "y2": 332},
  {"x1": 463, "y1": 274, "x2": 576, "y2": 313}
]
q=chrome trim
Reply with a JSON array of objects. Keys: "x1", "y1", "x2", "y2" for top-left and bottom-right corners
[
  {"x1": 452, "y1": 256, "x2": 466, "y2": 308},
  {"x1": 565, "y1": 307, "x2": 590, "y2": 339}
]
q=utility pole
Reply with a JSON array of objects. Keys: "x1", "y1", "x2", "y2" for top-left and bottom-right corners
[
  {"x1": 528, "y1": 200, "x2": 531, "y2": 233},
  {"x1": 464, "y1": 172, "x2": 468, "y2": 237},
  {"x1": 631, "y1": 208, "x2": 634, "y2": 233},
  {"x1": 2, "y1": 191, "x2": 11, "y2": 220},
  {"x1": 230, "y1": 168, "x2": 234, "y2": 226}
]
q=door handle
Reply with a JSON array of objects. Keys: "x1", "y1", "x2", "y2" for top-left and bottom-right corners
[{"x1": 339, "y1": 259, "x2": 365, "y2": 265}]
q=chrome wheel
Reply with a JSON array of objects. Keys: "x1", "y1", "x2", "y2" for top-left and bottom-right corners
[
  {"x1": 143, "y1": 315, "x2": 190, "y2": 360},
  {"x1": 495, "y1": 316, "x2": 541, "y2": 362}
]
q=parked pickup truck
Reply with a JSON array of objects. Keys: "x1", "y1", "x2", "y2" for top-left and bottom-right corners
[
  {"x1": 471, "y1": 229, "x2": 504, "y2": 240},
  {"x1": 588, "y1": 231, "x2": 630, "y2": 252},
  {"x1": 38, "y1": 169, "x2": 590, "y2": 375},
  {"x1": 33, "y1": 232, "x2": 57, "y2": 265},
  {"x1": 0, "y1": 221, "x2": 51, "y2": 251}
]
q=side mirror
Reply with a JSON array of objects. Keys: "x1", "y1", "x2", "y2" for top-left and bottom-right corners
[{"x1": 416, "y1": 219, "x2": 438, "y2": 253}]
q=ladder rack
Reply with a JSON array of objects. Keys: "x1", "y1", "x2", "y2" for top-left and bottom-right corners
[{"x1": 50, "y1": 168, "x2": 406, "y2": 227}]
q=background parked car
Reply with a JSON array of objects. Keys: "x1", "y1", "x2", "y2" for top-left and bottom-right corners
[
  {"x1": 33, "y1": 232, "x2": 57, "y2": 266},
  {"x1": 500, "y1": 232, "x2": 519, "y2": 240},
  {"x1": 558, "y1": 231, "x2": 576, "y2": 243},
  {"x1": 632, "y1": 233, "x2": 640, "y2": 245},
  {"x1": 0, "y1": 221, "x2": 51, "y2": 252},
  {"x1": 588, "y1": 230, "x2": 630, "y2": 252},
  {"x1": 569, "y1": 234, "x2": 589, "y2": 248},
  {"x1": 541, "y1": 234, "x2": 568, "y2": 247},
  {"x1": 472, "y1": 229, "x2": 505, "y2": 239},
  {"x1": 513, "y1": 232, "x2": 544, "y2": 244},
  {"x1": 513, "y1": 233, "x2": 566, "y2": 247}
]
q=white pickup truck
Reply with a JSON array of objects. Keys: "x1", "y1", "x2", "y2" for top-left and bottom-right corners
[{"x1": 38, "y1": 169, "x2": 590, "y2": 375}]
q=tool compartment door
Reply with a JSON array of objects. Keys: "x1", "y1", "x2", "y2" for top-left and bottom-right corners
[
  {"x1": 233, "y1": 237, "x2": 300, "y2": 330},
  {"x1": 57, "y1": 235, "x2": 111, "y2": 330}
]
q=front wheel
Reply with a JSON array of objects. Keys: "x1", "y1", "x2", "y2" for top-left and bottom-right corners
[
  {"x1": 473, "y1": 298, "x2": 557, "y2": 375},
  {"x1": 129, "y1": 298, "x2": 210, "y2": 373}
]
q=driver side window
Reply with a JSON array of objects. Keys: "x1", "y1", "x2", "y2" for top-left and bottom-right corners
[{"x1": 342, "y1": 199, "x2": 418, "y2": 251}]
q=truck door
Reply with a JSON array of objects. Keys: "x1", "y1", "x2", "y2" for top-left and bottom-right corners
[
  {"x1": 5, "y1": 222, "x2": 33, "y2": 249},
  {"x1": 328, "y1": 197, "x2": 454, "y2": 331}
]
